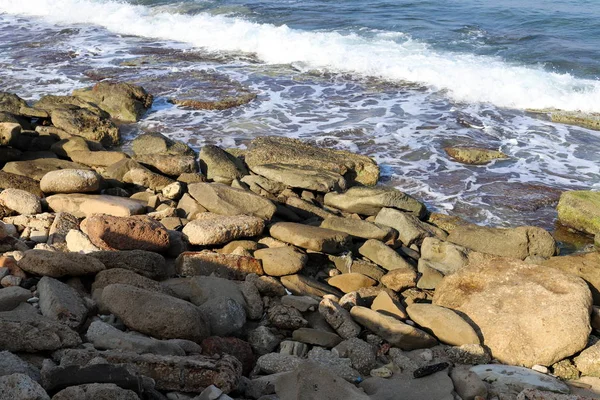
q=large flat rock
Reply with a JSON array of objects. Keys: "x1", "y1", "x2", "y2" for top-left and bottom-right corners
[
  {"x1": 324, "y1": 186, "x2": 426, "y2": 218},
  {"x1": 269, "y1": 222, "x2": 351, "y2": 254},
  {"x1": 46, "y1": 194, "x2": 145, "y2": 218}
]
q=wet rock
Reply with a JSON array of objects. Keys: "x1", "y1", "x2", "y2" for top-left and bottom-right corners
[
  {"x1": 318, "y1": 297, "x2": 361, "y2": 339},
  {"x1": 447, "y1": 224, "x2": 557, "y2": 260},
  {"x1": 434, "y1": 258, "x2": 592, "y2": 367},
  {"x1": 245, "y1": 136, "x2": 379, "y2": 187},
  {"x1": 253, "y1": 246, "x2": 307, "y2": 277},
  {"x1": 86, "y1": 320, "x2": 185, "y2": 356},
  {"x1": 375, "y1": 207, "x2": 446, "y2": 246},
  {"x1": 188, "y1": 182, "x2": 276, "y2": 220},
  {"x1": 0, "y1": 92, "x2": 28, "y2": 115},
  {"x1": 102, "y1": 284, "x2": 210, "y2": 343},
  {"x1": 73, "y1": 81, "x2": 153, "y2": 122},
  {"x1": 19, "y1": 250, "x2": 105, "y2": 277},
  {"x1": 51, "y1": 383, "x2": 140, "y2": 400},
  {"x1": 406, "y1": 303, "x2": 480, "y2": 346},
  {"x1": 0, "y1": 373, "x2": 49, "y2": 400},
  {"x1": 269, "y1": 222, "x2": 351, "y2": 254},
  {"x1": 182, "y1": 214, "x2": 264, "y2": 246},
  {"x1": 328, "y1": 273, "x2": 376, "y2": 293},
  {"x1": 0, "y1": 188, "x2": 42, "y2": 215},
  {"x1": 46, "y1": 194, "x2": 145, "y2": 218},
  {"x1": 0, "y1": 306, "x2": 81, "y2": 352},
  {"x1": 90, "y1": 250, "x2": 168, "y2": 280},
  {"x1": 37, "y1": 276, "x2": 88, "y2": 330},
  {"x1": 0, "y1": 286, "x2": 31, "y2": 311},
  {"x1": 199, "y1": 145, "x2": 247, "y2": 184},
  {"x1": 0, "y1": 171, "x2": 43, "y2": 197},
  {"x1": 51, "y1": 107, "x2": 120, "y2": 146},
  {"x1": 557, "y1": 190, "x2": 600, "y2": 235},
  {"x1": 444, "y1": 146, "x2": 509, "y2": 165},
  {"x1": 350, "y1": 306, "x2": 437, "y2": 350},
  {"x1": 550, "y1": 110, "x2": 600, "y2": 131},
  {"x1": 358, "y1": 239, "x2": 414, "y2": 271},
  {"x1": 324, "y1": 186, "x2": 426, "y2": 218},
  {"x1": 131, "y1": 132, "x2": 195, "y2": 157},
  {"x1": 176, "y1": 251, "x2": 263, "y2": 280}
]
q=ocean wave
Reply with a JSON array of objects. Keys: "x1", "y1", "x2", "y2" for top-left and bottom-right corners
[{"x1": 1, "y1": 0, "x2": 599, "y2": 112}]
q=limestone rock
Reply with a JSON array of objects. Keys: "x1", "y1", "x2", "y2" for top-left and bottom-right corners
[
  {"x1": 0, "y1": 189, "x2": 41, "y2": 215},
  {"x1": 0, "y1": 171, "x2": 43, "y2": 197},
  {"x1": 406, "y1": 303, "x2": 480, "y2": 346},
  {"x1": 269, "y1": 222, "x2": 351, "y2": 254},
  {"x1": 380, "y1": 268, "x2": 418, "y2": 292},
  {"x1": 188, "y1": 182, "x2": 276, "y2": 220},
  {"x1": 470, "y1": 364, "x2": 569, "y2": 395},
  {"x1": 447, "y1": 225, "x2": 557, "y2": 260},
  {"x1": 18, "y1": 250, "x2": 105, "y2": 277},
  {"x1": 281, "y1": 274, "x2": 344, "y2": 298},
  {"x1": 574, "y1": 341, "x2": 600, "y2": 377},
  {"x1": 557, "y1": 190, "x2": 600, "y2": 235},
  {"x1": 182, "y1": 214, "x2": 264, "y2": 246},
  {"x1": 420, "y1": 237, "x2": 469, "y2": 275},
  {"x1": 46, "y1": 194, "x2": 145, "y2": 218},
  {"x1": 324, "y1": 186, "x2": 426, "y2": 218},
  {"x1": 434, "y1": 258, "x2": 592, "y2": 367},
  {"x1": 69, "y1": 150, "x2": 129, "y2": 168},
  {"x1": 81, "y1": 215, "x2": 170, "y2": 252},
  {"x1": 371, "y1": 291, "x2": 407, "y2": 319},
  {"x1": 123, "y1": 168, "x2": 174, "y2": 190},
  {"x1": 254, "y1": 246, "x2": 307, "y2": 277},
  {"x1": 102, "y1": 284, "x2": 209, "y2": 343},
  {"x1": 3, "y1": 159, "x2": 89, "y2": 181},
  {"x1": 350, "y1": 306, "x2": 437, "y2": 350},
  {"x1": 375, "y1": 207, "x2": 446, "y2": 246},
  {"x1": 50, "y1": 107, "x2": 120, "y2": 146},
  {"x1": 542, "y1": 252, "x2": 600, "y2": 304}
]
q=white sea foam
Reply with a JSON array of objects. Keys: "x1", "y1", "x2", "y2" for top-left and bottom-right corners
[{"x1": 1, "y1": 0, "x2": 599, "y2": 112}]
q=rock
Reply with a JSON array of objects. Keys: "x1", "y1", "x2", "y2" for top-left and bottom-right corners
[
  {"x1": 182, "y1": 214, "x2": 264, "y2": 246},
  {"x1": 417, "y1": 260, "x2": 445, "y2": 289},
  {"x1": 550, "y1": 110, "x2": 600, "y2": 131},
  {"x1": 306, "y1": 347, "x2": 361, "y2": 382},
  {"x1": 324, "y1": 186, "x2": 426, "y2": 218},
  {"x1": 253, "y1": 246, "x2": 307, "y2": 277},
  {"x1": 202, "y1": 337, "x2": 254, "y2": 376},
  {"x1": 81, "y1": 215, "x2": 170, "y2": 252},
  {"x1": 434, "y1": 258, "x2": 592, "y2": 367},
  {"x1": 375, "y1": 208, "x2": 446, "y2": 246},
  {"x1": 65, "y1": 230, "x2": 100, "y2": 253},
  {"x1": 446, "y1": 344, "x2": 491, "y2": 365},
  {"x1": 251, "y1": 163, "x2": 347, "y2": 192},
  {"x1": 47, "y1": 212, "x2": 79, "y2": 251},
  {"x1": 557, "y1": 191, "x2": 600, "y2": 235},
  {"x1": 331, "y1": 256, "x2": 387, "y2": 281},
  {"x1": 51, "y1": 383, "x2": 140, "y2": 400},
  {"x1": 269, "y1": 222, "x2": 351, "y2": 254},
  {"x1": 0, "y1": 373, "x2": 49, "y2": 400},
  {"x1": 328, "y1": 273, "x2": 376, "y2": 293},
  {"x1": 0, "y1": 351, "x2": 40, "y2": 382},
  {"x1": 542, "y1": 252, "x2": 600, "y2": 305},
  {"x1": 380, "y1": 268, "x2": 418, "y2": 292},
  {"x1": 318, "y1": 297, "x2": 361, "y2": 339},
  {"x1": 281, "y1": 295, "x2": 318, "y2": 312},
  {"x1": 73, "y1": 82, "x2": 153, "y2": 122},
  {"x1": 37, "y1": 276, "x2": 88, "y2": 330},
  {"x1": 447, "y1": 225, "x2": 557, "y2": 260},
  {"x1": 406, "y1": 303, "x2": 480, "y2": 346},
  {"x1": 0, "y1": 306, "x2": 82, "y2": 352},
  {"x1": 358, "y1": 239, "x2": 414, "y2": 271},
  {"x1": 350, "y1": 306, "x2": 437, "y2": 350},
  {"x1": 470, "y1": 364, "x2": 569, "y2": 395},
  {"x1": 50, "y1": 107, "x2": 120, "y2": 146},
  {"x1": 420, "y1": 237, "x2": 469, "y2": 275},
  {"x1": 134, "y1": 154, "x2": 197, "y2": 177},
  {"x1": 237, "y1": 280, "x2": 263, "y2": 320},
  {"x1": 292, "y1": 328, "x2": 342, "y2": 348},
  {"x1": 0, "y1": 286, "x2": 31, "y2": 312},
  {"x1": 552, "y1": 359, "x2": 580, "y2": 381},
  {"x1": 371, "y1": 291, "x2": 407, "y2": 319},
  {"x1": 449, "y1": 366, "x2": 488, "y2": 400},
  {"x1": 86, "y1": 320, "x2": 184, "y2": 356},
  {"x1": 69, "y1": 150, "x2": 129, "y2": 168},
  {"x1": 274, "y1": 361, "x2": 370, "y2": 400},
  {"x1": 280, "y1": 274, "x2": 344, "y2": 298},
  {"x1": 90, "y1": 250, "x2": 168, "y2": 280},
  {"x1": 0, "y1": 189, "x2": 41, "y2": 215},
  {"x1": 360, "y1": 371, "x2": 454, "y2": 400},
  {"x1": 92, "y1": 269, "x2": 172, "y2": 302},
  {"x1": 131, "y1": 132, "x2": 194, "y2": 157},
  {"x1": 198, "y1": 297, "x2": 246, "y2": 336},
  {"x1": 444, "y1": 147, "x2": 509, "y2": 165},
  {"x1": 199, "y1": 145, "x2": 247, "y2": 183},
  {"x1": 46, "y1": 194, "x2": 145, "y2": 218},
  {"x1": 40, "y1": 169, "x2": 101, "y2": 194},
  {"x1": 123, "y1": 168, "x2": 175, "y2": 190},
  {"x1": 3, "y1": 159, "x2": 88, "y2": 181},
  {"x1": 268, "y1": 304, "x2": 308, "y2": 330},
  {"x1": 574, "y1": 340, "x2": 600, "y2": 377},
  {"x1": 188, "y1": 183, "x2": 276, "y2": 220},
  {"x1": 247, "y1": 326, "x2": 281, "y2": 356},
  {"x1": 334, "y1": 338, "x2": 377, "y2": 375},
  {"x1": 320, "y1": 216, "x2": 395, "y2": 241},
  {"x1": 0, "y1": 171, "x2": 43, "y2": 197},
  {"x1": 256, "y1": 353, "x2": 303, "y2": 375},
  {"x1": 102, "y1": 284, "x2": 209, "y2": 343},
  {"x1": 280, "y1": 340, "x2": 309, "y2": 358},
  {"x1": 176, "y1": 251, "x2": 263, "y2": 280},
  {"x1": 19, "y1": 250, "x2": 105, "y2": 277}
]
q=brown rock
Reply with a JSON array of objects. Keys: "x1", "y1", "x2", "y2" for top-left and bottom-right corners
[
  {"x1": 269, "y1": 222, "x2": 352, "y2": 254},
  {"x1": 327, "y1": 273, "x2": 376, "y2": 293},
  {"x1": 176, "y1": 251, "x2": 263, "y2": 280},
  {"x1": 380, "y1": 268, "x2": 418, "y2": 292},
  {"x1": 202, "y1": 336, "x2": 255, "y2": 375},
  {"x1": 542, "y1": 252, "x2": 600, "y2": 305},
  {"x1": 254, "y1": 246, "x2": 308, "y2": 277},
  {"x1": 371, "y1": 291, "x2": 407, "y2": 319},
  {"x1": 18, "y1": 250, "x2": 105, "y2": 277}
]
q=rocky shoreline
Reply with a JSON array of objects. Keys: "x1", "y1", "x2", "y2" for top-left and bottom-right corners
[{"x1": 0, "y1": 82, "x2": 599, "y2": 400}]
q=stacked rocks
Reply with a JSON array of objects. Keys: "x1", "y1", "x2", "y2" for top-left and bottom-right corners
[{"x1": 0, "y1": 84, "x2": 598, "y2": 400}]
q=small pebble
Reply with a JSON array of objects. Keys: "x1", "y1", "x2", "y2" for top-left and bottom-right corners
[
  {"x1": 370, "y1": 366, "x2": 393, "y2": 378},
  {"x1": 532, "y1": 364, "x2": 549, "y2": 374}
]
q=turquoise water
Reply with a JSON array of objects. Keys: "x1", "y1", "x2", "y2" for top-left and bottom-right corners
[{"x1": 0, "y1": 0, "x2": 598, "y2": 233}]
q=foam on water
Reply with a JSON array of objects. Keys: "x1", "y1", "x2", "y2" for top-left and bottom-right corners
[{"x1": 1, "y1": 0, "x2": 600, "y2": 112}]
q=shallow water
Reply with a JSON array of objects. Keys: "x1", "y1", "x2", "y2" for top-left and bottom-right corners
[{"x1": 0, "y1": 0, "x2": 598, "y2": 238}]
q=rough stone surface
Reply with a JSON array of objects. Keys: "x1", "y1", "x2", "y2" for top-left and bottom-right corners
[
  {"x1": 90, "y1": 250, "x2": 168, "y2": 280},
  {"x1": 0, "y1": 189, "x2": 42, "y2": 215},
  {"x1": 292, "y1": 328, "x2": 342, "y2": 348},
  {"x1": 40, "y1": 169, "x2": 101, "y2": 194},
  {"x1": 380, "y1": 268, "x2": 418, "y2": 292},
  {"x1": 371, "y1": 290, "x2": 407, "y2": 319},
  {"x1": 321, "y1": 216, "x2": 394, "y2": 241},
  {"x1": 102, "y1": 284, "x2": 210, "y2": 343},
  {"x1": 51, "y1": 383, "x2": 140, "y2": 400},
  {"x1": 281, "y1": 274, "x2": 344, "y2": 298},
  {"x1": 0, "y1": 286, "x2": 31, "y2": 312},
  {"x1": 574, "y1": 341, "x2": 600, "y2": 377},
  {"x1": 247, "y1": 326, "x2": 281, "y2": 356},
  {"x1": 542, "y1": 252, "x2": 600, "y2": 304},
  {"x1": 254, "y1": 246, "x2": 307, "y2": 277},
  {"x1": 176, "y1": 251, "x2": 263, "y2": 280},
  {"x1": 447, "y1": 225, "x2": 557, "y2": 260},
  {"x1": 131, "y1": 132, "x2": 194, "y2": 156},
  {"x1": 198, "y1": 297, "x2": 246, "y2": 336},
  {"x1": 333, "y1": 338, "x2": 377, "y2": 375},
  {"x1": 376, "y1": 207, "x2": 446, "y2": 246},
  {"x1": 406, "y1": 303, "x2": 480, "y2": 346},
  {"x1": 328, "y1": 273, "x2": 377, "y2": 293},
  {"x1": 557, "y1": 190, "x2": 600, "y2": 235},
  {"x1": 50, "y1": 107, "x2": 120, "y2": 146},
  {"x1": 73, "y1": 81, "x2": 153, "y2": 122},
  {"x1": 134, "y1": 154, "x2": 197, "y2": 176},
  {"x1": 182, "y1": 214, "x2": 264, "y2": 246},
  {"x1": 3, "y1": 159, "x2": 89, "y2": 181},
  {"x1": 360, "y1": 371, "x2": 454, "y2": 400},
  {"x1": 318, "y1": 297, "x2": 361, "y2": 339},
  {"x1": 37, "y1": 276, "x2": 88, "y2": 330},
  {"x1": 46, "y1": 194, "x2": 145, "y2": 218},
  {"x1": 0, "y1": 171, "x2": 43, "y2": 197},
  {"x1": 0, "y1": 373, "x2": 49, "y2": 400},
  {"x1": 81, "y1": 214, "x2": 170, "y2": 252},
  {"x1": 251, "y1": 163, "x2": 347, "y2": 192},
  {"x1": 444, "y1": 147, "x2": 509, "y2": 165},
  {"x1": 350, "y1": 306, "x2": 437, "y2": 350},
  {"x1": 18, "y1": 250, "x2": 105, "y2": 277},
  {"x1": 188, "y1": 182, "x2": 276, "y2": 220},
  {"x1": 324, "y1": 186, "x2": 426, "y2": 218},
  {"x1": 199, "y1": 145, "x2": 247, "y2": 183},
  {"x1": 434, "y1": 258, "x2": 592, "y2": 367},
  {"x1": 268, "y1": 304, "x2": 308, "y2": 330},
  {"x1": 270, "y1": 222, "x2": 351, "y2": 254},
  {"x1": 420, "y1": 237, "x2": 469, "y2": 275},
  {"x1": 358, "y1": 239, "x2": 414, "y2": 271},
  {"x1": 201, "y1": 336, "x2": 255, "y2": 376}
]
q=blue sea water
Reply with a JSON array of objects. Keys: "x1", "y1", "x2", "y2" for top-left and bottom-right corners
[{"x1": 0, "y1": 0, "x2": 598, "y2": 234}]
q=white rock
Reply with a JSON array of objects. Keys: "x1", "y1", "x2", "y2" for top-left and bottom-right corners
[{"x1": 0, "y1": 188, "x2": 42, "y2": 215}]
